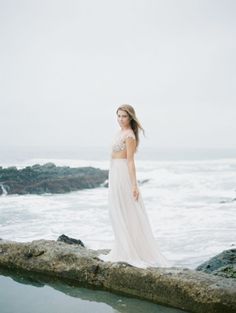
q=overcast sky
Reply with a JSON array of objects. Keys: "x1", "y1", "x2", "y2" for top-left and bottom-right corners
[{"x1": 0, "y1": 0, "x2": 235, "y2": 149}]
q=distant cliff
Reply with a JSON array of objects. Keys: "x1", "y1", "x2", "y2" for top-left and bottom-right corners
[{"x1": 0, "y1": 163, "x2": 108, "y2": 195}]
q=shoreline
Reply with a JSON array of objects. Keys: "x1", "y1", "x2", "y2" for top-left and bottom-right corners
[{"x1": 0, "y1": 238, "x2": 235, "y2": 313}]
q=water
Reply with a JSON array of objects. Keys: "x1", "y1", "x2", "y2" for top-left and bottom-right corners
[
  {"x1": 0, "y1": 145, "x2": 235, "y2": 311},
  {"x1": 0, "y1": 268, "x2": 187, "y2": 313},
  {"x1": 0, "y1": 183, "x2": 7, "y2": 196},
  {"x1": 1, "y1": 146, "x2": 236, "y2": 268}
]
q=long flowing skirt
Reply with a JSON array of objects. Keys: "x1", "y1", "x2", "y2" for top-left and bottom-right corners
[{"x1": 98, "y1": 158, "x2": 173, "y2": 268}]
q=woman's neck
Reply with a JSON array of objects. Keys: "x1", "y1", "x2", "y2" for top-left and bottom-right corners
[{"x1": 120, "y1": 126, "x2": 132, "y2": 131}]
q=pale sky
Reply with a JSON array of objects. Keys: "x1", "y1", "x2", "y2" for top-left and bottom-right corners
[{"x1": 0, "y1": 0, "x2": 235, "y2": 149}]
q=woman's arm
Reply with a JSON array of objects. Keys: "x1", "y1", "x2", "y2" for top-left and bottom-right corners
[{"x1": 126, "y1": 136, "x2": 139, "y2": 201}]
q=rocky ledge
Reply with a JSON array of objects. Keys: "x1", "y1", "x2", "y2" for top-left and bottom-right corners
[
  {"x1": 196, "y1": 248, "x2": 236, "y2": 279},
  {"x1": 0, "y1": 162, "x2": 108, "y2": 195},
  {"x1": 0, "y1": 236, "x2": 236, "y2": 313}
]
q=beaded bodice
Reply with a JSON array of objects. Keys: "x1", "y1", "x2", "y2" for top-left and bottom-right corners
[{"x1": 111, "y1": 130, "x2": 136, "y2": 152}]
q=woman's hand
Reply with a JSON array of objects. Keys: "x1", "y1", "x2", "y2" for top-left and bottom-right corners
[{"x1": 132, "y1": 185, "x2": 139, "y2": 201}]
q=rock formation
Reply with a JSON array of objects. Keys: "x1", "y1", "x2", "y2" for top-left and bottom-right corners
[
  {"x1": 0, "y1": 163, "x2": 108, "y2": 195},
  {"x1": 0, "y1": 237, "x2": 236, "y2": 313},
  {"x1": 196, "y1": 248, "x2": 236, "y2": 279}
]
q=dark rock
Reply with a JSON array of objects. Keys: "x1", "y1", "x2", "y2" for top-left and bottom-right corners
[
  {"x1": 57, "y1": 234, "x2": 85, "y2": 247},
  {"x1": 0, "y1": 239, "x2": 236, "y2": 313},
  {"x1": 196, "y1": 249, "x2": 236, "y2": 279},
  {"x1": 0, "y1": 163, "x2": 108, "y2": 195},
  {"x1": 24, "y1": 248, "x2": 45, "y2": 259},
  {"x1": 103, "y1": 178, "x2": 149, "y2": 188},
  {"x1": 219, "y1": 197, "x2": 236, "y2": 203},
  {"x1": 139, "y1": 179, "x2": 150, "y2": 185}
]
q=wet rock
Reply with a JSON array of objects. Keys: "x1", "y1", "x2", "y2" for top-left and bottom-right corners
[
  {"x1": 0, "y1": 163, "x2": 108, "y2": 195},
  {"x1": 139, "y1": 178, "x2": 150, "y2": 185},
  {"x1": 196, "y1": 249, "x2": 236, "y2": 279},
  {"x1": 0, "y1": 238, "x2": 236, "y2": 313},
  {"x1": 57, "y1": 234, "x2": 85, "y2": 247},
  {"x1": 103, "y1": 178, "x2": 149, "y2": 188}
]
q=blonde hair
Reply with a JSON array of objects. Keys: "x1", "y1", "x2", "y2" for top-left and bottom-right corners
[{"x1": 116, "y1": 104, "x2": 145, "y2": 153}]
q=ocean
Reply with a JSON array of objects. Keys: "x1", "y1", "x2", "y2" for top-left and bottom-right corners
[{"x1": 0, "y1": 145, "x2": 236, "y2": 269}]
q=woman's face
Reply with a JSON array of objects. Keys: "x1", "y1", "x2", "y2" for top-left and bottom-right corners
[{"x1": 117, "y1": 110, "x2": 130, "y2": 128}]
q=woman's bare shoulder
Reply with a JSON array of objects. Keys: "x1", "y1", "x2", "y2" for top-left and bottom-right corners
[{"x1": 125, "y1": 129, "x2": 136, "y2": 140}]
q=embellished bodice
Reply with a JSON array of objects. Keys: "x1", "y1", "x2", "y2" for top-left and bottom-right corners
[{"x1": 111, "y1": 130, "x2": 136, "y2": 152}]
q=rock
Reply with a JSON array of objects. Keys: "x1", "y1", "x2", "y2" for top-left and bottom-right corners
[
  {"x1": 57, "y1": 234, "x2": 85, "y2": 247},
  {"x1": 219, "y1": 196, "x2": 236, "y2": 203},
  {"x1": 0, "y1": 163, "x2": 108, "y2": 195},
  {"x1": 139, "y1": 178, "x2": 150, "y2": 185},
  {"x1": 196, "y1": 249, "x2": 236, "y2": 279},
  {"x1": 103, "y1": 178, "x2": 149, "y2": 188},
  {"x1": 0, "y1": 239, "x2": 236, "y2": 313}
]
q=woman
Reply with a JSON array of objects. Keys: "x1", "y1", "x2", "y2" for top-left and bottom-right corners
[{"x1": 98, "y1": 104, "x2": 172, "y2": 268}]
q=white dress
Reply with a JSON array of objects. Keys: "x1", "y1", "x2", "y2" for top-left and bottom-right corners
[{"x1": 98, "y1": 129, "x2": 173, "y2": 268}]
